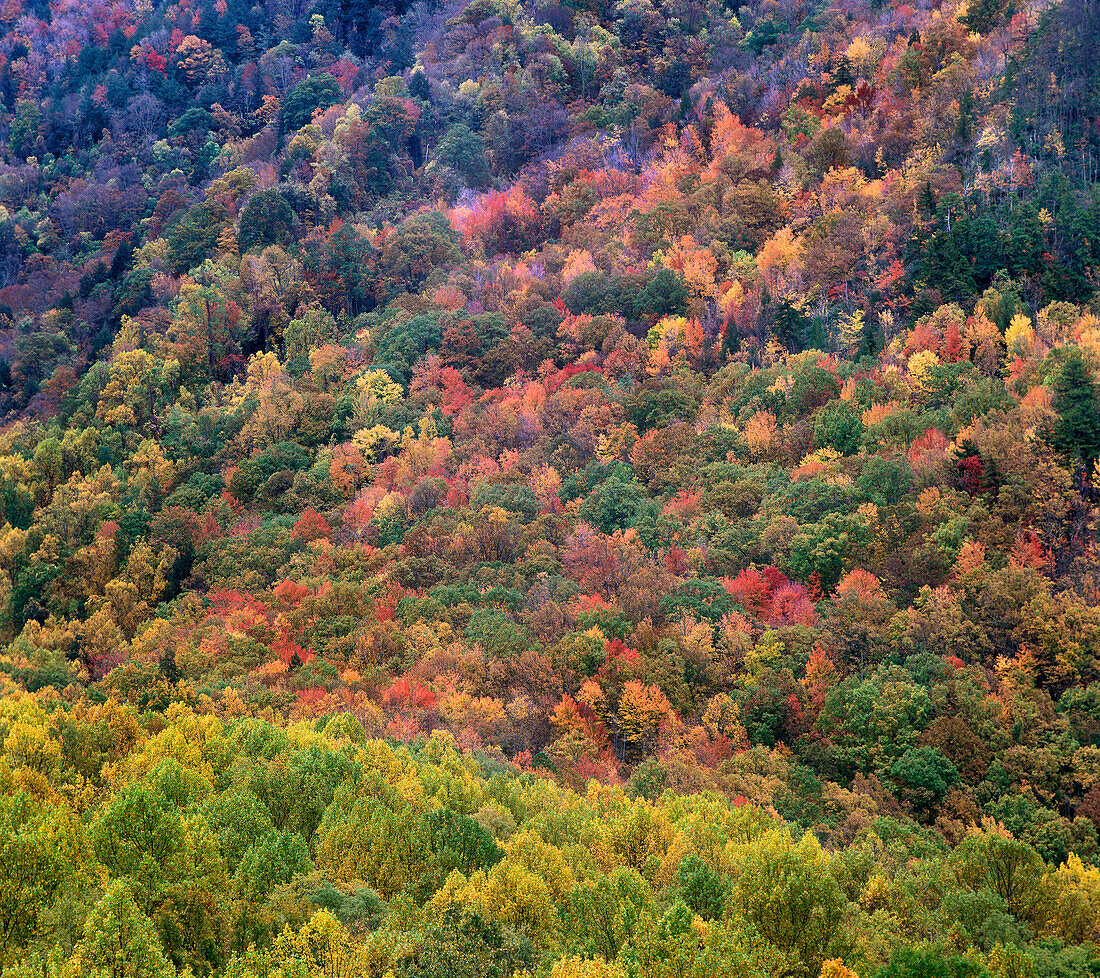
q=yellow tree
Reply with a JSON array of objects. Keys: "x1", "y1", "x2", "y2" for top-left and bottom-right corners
[
  {"x1": 96, "y1": 349, "x2": 176, "y2": 428},
  {"x1": 175, "y1": 36, "x2": 216, "y2": 86},
  {"x1": 272, "y1": 910, "x2": 365, "y2": 978},
  {"x1": 728, "y1": 829, "x2": 847, "y2": 976},
  {"x1": 551, "y1": 957, "x2": 626, "y2": 978},
  {"x1": 433, "y1": 858, "x2": 561, "y2": 948},
  {"x1": 1039, "y1": 855, "x2": 1100, "y2": 944},
  {"x1": 235, "y1": 352, "x2": 305, "y2": 452},
  {"x1": 126, "y1": 440, "x2": 176, "y2": 509},
  {"x1": 616, "y1": 681, "x2": 671, "y2": 761}
]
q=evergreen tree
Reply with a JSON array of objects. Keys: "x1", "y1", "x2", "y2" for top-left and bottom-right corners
[{"x1": 1048, "y1": 348, "x2": 1100, "y2": 469}]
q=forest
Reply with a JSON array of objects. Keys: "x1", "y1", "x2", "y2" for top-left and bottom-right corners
[{"x1": 1, "y1": 0, "x2": 1100, "y2": 972}]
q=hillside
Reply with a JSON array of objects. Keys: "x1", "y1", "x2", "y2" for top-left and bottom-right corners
[{"x1": 2, "y1": 0, "x2": 1100, "y2": 974}]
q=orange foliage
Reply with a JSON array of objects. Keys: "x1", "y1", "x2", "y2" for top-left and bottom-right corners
[
  {"x1": 452, "y1": 185, "x2": 539, "y2": 254},
  {"x1": 703, "y1": 104, "x2": 774, "y2": 182},
  {"x1": 273, "y1": 580, "x2": 311, "y2": 606},
  {"x1": 291, "y1": 508, "x2": 331, "y2": 542},
  {"x1": 1010, "y1": 530, "x2": 1049, "y2": 571},
  {"x1": 835, "y1": 568, "x2": 883, "y2": 601}
]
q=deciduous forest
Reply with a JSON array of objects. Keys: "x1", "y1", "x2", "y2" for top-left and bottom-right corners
[{"x1": 1, "y1": 0, "x2": 1100, "y2": 973}]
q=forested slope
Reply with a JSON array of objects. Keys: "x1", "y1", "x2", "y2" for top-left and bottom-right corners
[{"x1": 1, "y1": 0, "x2": 1100, "y2": 972}]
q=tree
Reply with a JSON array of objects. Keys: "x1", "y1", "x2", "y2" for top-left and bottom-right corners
[
  {"x1": 674, "y1": 854, "x2": 729, "y2": 920},
  {"x1": 166, "y1": 201, "x2": 231, "y2": 274},
  {"x1": 789, "y1": 513, "x2": 868, "y2": 591},
  {"x1": 322, "y1": 222, "x2": 375, "y2": 314},
  {"x1": 960, "y1": 0, "x2": 1013, "y2": 34},
  {"x1": 234, "y1": 829, "x2": 313, "y2": 903},
  {"x1": 96, "y1": 349, "x2": 174, "y2": 428},
  {"x1": 563, "y1": 869, "x2": 655, "y2": 961},
  {"x1": 889, "y1": 746, "x2": 959, "y2": 817},
  {"x1": 92, "y1": 784, "x2": 185, "y2": 889},
  {"x1": 550, "y1": 957, "x2": 625, "y2": 978},
  {"x1": 204, "y1": 789, "x2": 275, "y2": 872},
  {"x1": 1046, "y1": 348, "x2": 1100, "y2": 470},
  {"x1": 398, "y1": 908, "x2": 532, "y2": 978},
  {"x1": 378, "y1": 212, "x2": 461, "y2": 300},
  {"x1": 316, "y1": 796, "x2": 429, "y2": 900},
  {"x1": 416, "y1": 809, "x2": 503, "y2": 897},
  {"x1": 238, "y1": 190, "x2": 296, "y2": 254},
  {"x1": 621, "y1": 902, "x2": 768, "y2": 978},
  {"x1": 875, "y1": 946, "x2": 989, "y2": 978},
  {"x1": 814, "y1": 401, "x2": 864, "y2": 455},
  {"x1": 176, "y1": 35, "x2": 218, "y2": 87},
  {"x1": 272, "y1": 909, "x2": 362, "y2": 976},
  {"x1": 9, "y1": 100, "x2": 40, "y2": 159},
  {"x1": 167, "y1": 107, "x2": 214, "y2": 145},
  {"x1": 429, "y1": 124, "x2": 491, "y2": 188},
  {"x1": 90, "y1": 775, "x2": 230, "y2": 973},
  {"x1": 283, "y1": 306, "x2": 337, "y2": 360},
  {"x1": 579, "y1": 476, "x2": 647, "y2": 533},
  {"x1": 169, "y1": 282, "x2": 243, "y2": 383},
  {"x1": 729, "y1": 829, "x2": 847, "y2": 976},
  {"x1": 0, "y1": 794, "x2": 84, "y2": 971},
  {"x1": 633, "y1": 269, "x2": 689, "y2": 323},
  {"x1": 615, "y1": 681, "x2": 672, "y2": 761},
  {"x1": 69, "y1": 881, "x2": 173, "y2": 978},
  {"x1": 1041, "y1": 855, "x2": 1100, "y2": 944},
  {"x1": 281, "y1": 74, "x2": 341, "y2": 133},
  {"x1": 857, "y1": 455, "x2": 913, "y2": 506}
]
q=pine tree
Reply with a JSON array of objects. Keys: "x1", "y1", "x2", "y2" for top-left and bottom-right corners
[{"x1": 1048, "y1": 348, "x2": 1100, "y2": 470}]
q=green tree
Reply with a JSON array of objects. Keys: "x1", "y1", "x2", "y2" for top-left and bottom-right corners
[
  {"x1": 579, "y1": 476, "x2": 647, "y2": 533},
  {"x1": 92, "y1": 784, "x2": 230, "y2": 974},
  {"x1": 729, "y1": 829, "x2": 847, "y2": 977},
  {"x1": 324, "y1": 222, "x2": 376, "y2": 314},
  {"x1": 238, "y1": 190, "x2": 296, "y2": 254},
  {"x1": 69, "y1": 881, "x2": 173, "y2": 978},
  {"x1": 813, "y1": 401, "x2": 864, "y2": 455},
  {"x1": 310, "y1": 883, "x2": 386, "y2": 930},
  {"x1": 857, "y1": 455, "x2": 912, "y2": 505},
  {"x1": 949, "y1": 831, "x2": 1043, "y2": 920},
  {"x1": 398, "y1": 908, "x2": 532, "y2": 978},
  {"x1": 633, "y1": 268, "x2": 689, "y2": 322},
  {"x1": 233, "y1": 830, "x2": 313, "y2": 903},
  {"x1": 166, "y1": 201, "x2": 230, "y2": 274},
  {"x1": 9, "y1": 100, "x2": 41, "y2": 159},
  {"x1": 621, "y1": 902, "x2": 769, "y2": 978},
  {"x1": 283, "y1": 306, "x2": 338, "y2": 360},
  {"x1": 0, "y1": 794, "x2": 87, "y2": 971},
  {"x1": 1047, "y1": 348, "x2": 1100, "y2": 470},
  {"x1": 430, "y1": 124, "x2": 491, "y2": 188},
  {"x1": 416, "y1": 809, "x2": 503, "y2": 897},
  {"x1": 281, "y1": 74, "x2": 341, "y2": 134},
  {"x1": 674, "y1": 854, "x2": 729, "y2": 920},
  {"x1": 378, "y1": 212, "x2": 461, "y2": 300},
  {"x1": 563, "y1": 868, "x2": 655, "y2": 961},
  {"x1": 960, "y1": 0, "x2": 1013, "y2": 34},
  {"x1": 167, "y1": 106, "x2": 214, "y2": 143},
  {"x1": 876, "y1": 945, "x2": 989, "y2": 978},
  {"x1": 789, "y1": 513, "x2": 868, "y2": 590},
  {"x1": 203, "y1": 789, "x2": 275, "y2": 872},
  {"x1": 92, "y1": 785, "x2": 185, "y2": 889},
  {"x1": 889, "y1": 746, "x2": 959, "y2": 817}
]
